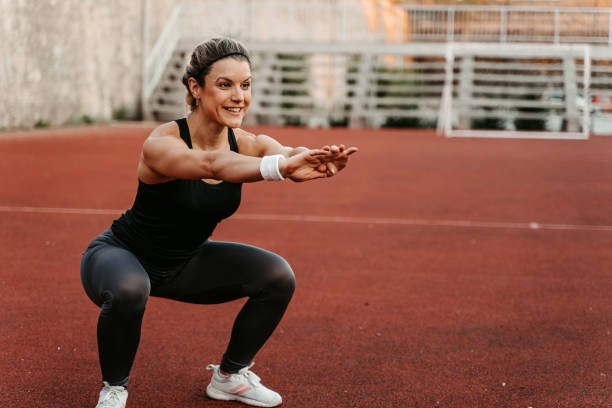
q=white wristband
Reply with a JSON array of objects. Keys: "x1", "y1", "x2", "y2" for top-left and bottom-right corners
[{"x1": 260, "y1": 154, "x2": 286, "y2": 181}]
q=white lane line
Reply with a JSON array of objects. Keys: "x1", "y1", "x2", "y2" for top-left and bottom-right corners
[
  {"x1": 234, "y1": 213, "x2": 612, "y2": 231},
  {"x1": 0, "y1": 206, "x2": 122, "y2": 215},
  {"x1": 1, "y1": 205, "x2": 611, "y2": 232}
]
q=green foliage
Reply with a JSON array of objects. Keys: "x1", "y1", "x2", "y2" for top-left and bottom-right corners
[
  {"x1": 66, "y1": 114, "x2": 97, "y2": 126},
  {"x1": 112, "y1": 106, "x2": 129, "y2": 121},
  {"x1": 34, "y1": 119, "x2": 49, "y2": 128},
  {"x1": 80, "y1": 114, "x2": 95, "y2": 124}
]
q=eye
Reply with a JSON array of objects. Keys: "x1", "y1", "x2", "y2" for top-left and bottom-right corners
[
  {"x1": 218, "y1": 82, "x2": 231, "y2": 89},
  {"x1": 241, "y1": 82, "x2": 251, "y2": 90}
]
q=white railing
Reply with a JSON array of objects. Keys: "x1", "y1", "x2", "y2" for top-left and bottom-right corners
[
  {"x1": 142, "y1": 2, "x2": 612, "y2": 136},
  {"x1": 145, "y1": 39, "x2": 612, "y2": 136},
  {"x1": 143, "y1": 5, "x2": 182, "y2": 102},
  {"x1": 246, "y1": 42, "x2": 450, "y2": 128},
  {"x1": 402, "y1": 5, "x2": 612, "y2": 45},
  {"x1": 243, "y1": 42, "x2": 612, "y2": 137}
]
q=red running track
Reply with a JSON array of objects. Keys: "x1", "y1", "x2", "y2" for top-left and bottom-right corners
[{"x1": 0, "y1": 124, "x2": 611, "y2": 407}]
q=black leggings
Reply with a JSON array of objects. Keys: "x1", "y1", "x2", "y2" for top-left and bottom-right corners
[{"x1": 80, "y1": 230, "x2": 295, "y2": 387}]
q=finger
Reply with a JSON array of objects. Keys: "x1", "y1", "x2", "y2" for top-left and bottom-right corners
[
  {"x1": 310, "y1": 170, "x2": 329, "y2": 180},
  {"x1": 313, "y1": 153, "x2": 339, "y2": 163},
  {"x1": 326, "y1": 162, "x2": 338, "y2": 176},
  {"x1": 317, "y1": 163, "x2": 327, "y2": 172},
  {"x1": 329, "y1": 145, "x2": 340, "y2": 153},
  {"x1": 309, "y1": 149, "x2": 333, "y2": 157},
  {"x1": 345, "y1": 146, "x2": 359, "y2": 155}
]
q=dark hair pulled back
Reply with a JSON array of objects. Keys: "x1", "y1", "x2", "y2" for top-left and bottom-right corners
[{"x1": 182, "y1": 37, "x2": 251, "y2": 111}]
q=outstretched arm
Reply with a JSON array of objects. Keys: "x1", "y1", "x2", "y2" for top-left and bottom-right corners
[{"x1": 140, "y1": 133, "x2": 333, "y2": 184}]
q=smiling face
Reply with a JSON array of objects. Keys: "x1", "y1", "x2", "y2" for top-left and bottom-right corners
[{"x1": 194, "y1": 57, "x2": 252, "y2": 128}]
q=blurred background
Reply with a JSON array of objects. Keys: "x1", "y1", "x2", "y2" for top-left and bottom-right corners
[
  {"x1": 1, "y1": 4, "x2": 611, "y2": 406},
  {"x1": 1, "y1": 0, "x2": 611, "y2": 138}
]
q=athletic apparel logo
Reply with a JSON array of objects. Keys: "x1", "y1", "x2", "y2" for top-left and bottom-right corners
[{"x1": 230, "y1": 384, "x2": 253, "y2": 395}]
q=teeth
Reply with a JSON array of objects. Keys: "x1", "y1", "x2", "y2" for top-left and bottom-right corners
[{"x1": 225, "y1": 107, "x2": 241, "y2": 112}]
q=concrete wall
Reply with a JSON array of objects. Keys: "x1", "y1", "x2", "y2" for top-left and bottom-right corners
[
  {"x1": 0, "y1": 0, "x2": 174, "y2": 129},
  {"x1": 0, "y1": 0, "x2": 403, "y2": 129}
]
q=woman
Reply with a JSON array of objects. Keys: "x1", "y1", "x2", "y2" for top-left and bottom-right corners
[{"x1": 81, "y1": 37, "x2": 357, "y2": 408}]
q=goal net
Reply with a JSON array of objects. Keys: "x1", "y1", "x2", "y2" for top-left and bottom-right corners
[{"x1": 438, "y1": 43, "x2": 591, "y2": 139}]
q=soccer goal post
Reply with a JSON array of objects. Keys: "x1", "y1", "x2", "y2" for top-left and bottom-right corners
[{"x1": 437, "y1": 43, "x2": 591, "y2": 139}]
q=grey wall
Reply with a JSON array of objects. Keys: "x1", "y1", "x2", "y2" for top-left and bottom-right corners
[
  {"x1": 0, "y1": 0, "x2": 175, "y2": 129},
  {"x1": 0, "y1": 0, "x2": 402, "y2": 129}
]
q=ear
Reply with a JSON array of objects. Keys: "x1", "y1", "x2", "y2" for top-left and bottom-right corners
[{"x1": 187, "y1": 77, "x2": 201, "y2": 99}]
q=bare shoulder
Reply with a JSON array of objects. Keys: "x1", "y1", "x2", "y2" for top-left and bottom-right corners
[
  {"x1": 148, "y1": 121, "x2": 180, "y2": 140},
  {"x1": 138, "y1": 121, "x2": 184, "y2": 183},
  {"x1": 142, "y1": 121, "x2": 186, "y2": 151},
  {"x1": 233, "y1": 128, "x2": 282, "y2": 156}
]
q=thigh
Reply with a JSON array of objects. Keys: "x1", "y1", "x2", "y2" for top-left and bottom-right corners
[
  {"x1": 81, "y1": 240, "x2": 151, "y2": 307},
  {"x1": 152, "y1": 241, "x2": 292, "y2": 304}
]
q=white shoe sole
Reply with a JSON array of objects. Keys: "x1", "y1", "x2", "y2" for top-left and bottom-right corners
[{"x1": 206, "y1": 384, "x2": 282, "y2": 407}]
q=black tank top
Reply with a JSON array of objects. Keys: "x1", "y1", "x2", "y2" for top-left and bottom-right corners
[{"x1": 111, "y1": 118, "x2": 242, "y2": 271}]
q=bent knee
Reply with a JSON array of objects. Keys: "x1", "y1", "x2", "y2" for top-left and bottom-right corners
[
  {"x1": 265, "y1": 256, "x2": 296, "y2": 295},
  {"x1": 102, "y1": 277, "x2": 150, "y2": 317}
]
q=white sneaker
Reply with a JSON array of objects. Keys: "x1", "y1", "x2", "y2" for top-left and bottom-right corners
[
  {"x1": 206, "y1": 363, "x2": 282, "y2": 407},
  {"x1": 95, "y1": 382, "x2": 128, "y2": 408}
]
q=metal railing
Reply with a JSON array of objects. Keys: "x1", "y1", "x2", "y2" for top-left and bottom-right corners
[
  {"x1": 245, "y1": 42, "x2": 605, "y2": 138},
  {"x1": 142, "y1": 2, "x2": 612, "y2": 136},
  {"x1": 143, "y1": 6, "x2": 181, "y2": 101},
  {"x1": 402, "y1": 5, "x2": 612, "y2": 45}
]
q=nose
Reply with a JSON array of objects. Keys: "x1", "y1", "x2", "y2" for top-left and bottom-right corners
[{"x1": 231, "y1": 85, "x2": 244, "y2": 102}]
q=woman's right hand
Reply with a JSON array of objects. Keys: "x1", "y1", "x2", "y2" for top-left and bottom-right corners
[{"x1": 279, "y1": 149, "x2": 334, "y2": 182}]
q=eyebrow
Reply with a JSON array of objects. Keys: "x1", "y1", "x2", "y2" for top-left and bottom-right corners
[{"x1": 215, "y1": 76, "x2": 252, "y2": 83}]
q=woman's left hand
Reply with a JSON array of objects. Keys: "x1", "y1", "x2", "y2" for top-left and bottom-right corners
[{"x1": 318, "y1": 144, "x2": 358, "y2": 176}]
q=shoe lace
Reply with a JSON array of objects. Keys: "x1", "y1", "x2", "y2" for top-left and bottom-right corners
[
  {"x1": 206, "y1": 362, "x2": 262, "y2": 388},
  {"x1": 237, "y1": 363, "x2": 262, "y2": 387},
  {"x1": 98, "y1": 385, "x2": 125, "y2": 407}
]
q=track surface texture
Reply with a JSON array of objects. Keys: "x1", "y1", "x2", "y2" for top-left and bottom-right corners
[{"x1": 0, "y1": 124, "x2": 611, "y2": 408}]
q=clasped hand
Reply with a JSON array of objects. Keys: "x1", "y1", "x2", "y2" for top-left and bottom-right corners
[{"x1": 282, "y1": 144, "x2": 358, "y2": 182}]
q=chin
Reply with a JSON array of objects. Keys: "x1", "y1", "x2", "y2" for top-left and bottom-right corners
[
  {"x1": 225, "y1": 117, "x2": 244, "y2": 128},
  {"x1": 221, "y1": 113, "x2": 246, "y2": 128}
]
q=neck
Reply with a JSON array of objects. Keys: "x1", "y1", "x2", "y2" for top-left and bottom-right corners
[{"x1": 186, "y1": 111, "x2": 227, "y2": 149}]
